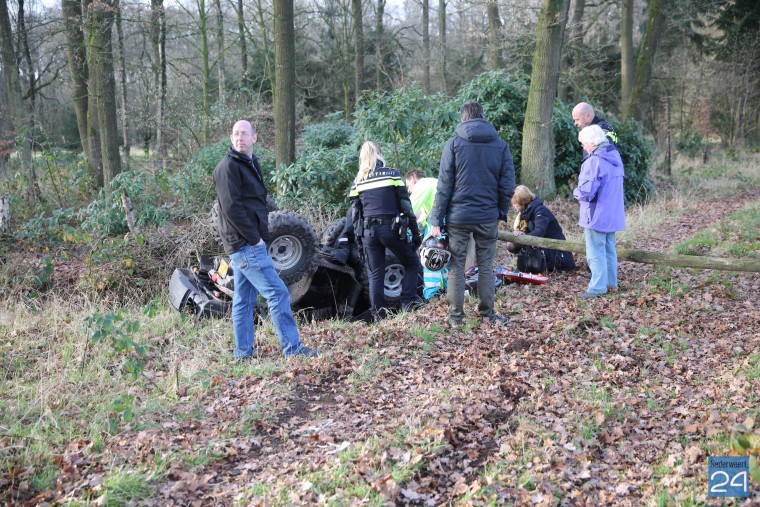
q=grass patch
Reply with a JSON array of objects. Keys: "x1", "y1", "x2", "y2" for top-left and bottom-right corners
[
  {"x1": 100, "y1": 469, "x2": 158, "y2": 506},
  {"x1": 675, "y1": 201, "x2": 760, "y2": 258}
]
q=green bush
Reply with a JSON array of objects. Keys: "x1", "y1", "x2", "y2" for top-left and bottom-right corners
[
  {"x1": 353, "y1": 84, "x2": 458, "y2": 172},
  {"x1": 301, "y1": 112, "x2": 355, "y2": 149},
  {"x1": 245, "y1": 71, "x2": 654, "y2": 213},
  {"x1": 170, "y1": 141, "x2": 228, "y2": 215}
]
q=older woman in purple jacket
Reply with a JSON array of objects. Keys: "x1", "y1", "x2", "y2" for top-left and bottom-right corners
[{"x1": 573, "y1": 125, "x2": 626, "y2": 299}]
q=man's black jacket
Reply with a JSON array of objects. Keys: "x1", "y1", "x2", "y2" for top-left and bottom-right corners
[{"x1": 213, "y1": 147, "x2": 270, "y2": 255}]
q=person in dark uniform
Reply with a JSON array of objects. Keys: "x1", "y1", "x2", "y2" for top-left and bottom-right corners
[{"x1": 349, "y1": 141, "x2": 426, "y2": 322}]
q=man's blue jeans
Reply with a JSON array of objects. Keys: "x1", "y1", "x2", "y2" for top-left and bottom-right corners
[
  {"x1": 447, "y1": 222, "x2": 498, "y2": 321},
  {"x1": 229, "y1": 242, "x2": 302, "y2": 358},
  {"x1": 584, "y1": 229, "x2": 618, "y2": 294}
]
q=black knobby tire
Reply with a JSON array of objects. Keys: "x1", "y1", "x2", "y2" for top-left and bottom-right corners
[
  {"x1": 267, "y1": 211, "x2": 318, "y2": 285},
  {"x1": 320, "y1": 217, "x2": 347, "y2": 247}
]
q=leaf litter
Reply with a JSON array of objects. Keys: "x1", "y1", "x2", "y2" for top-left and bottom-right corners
[{"x1": 7, "y1": 192, "x2": 760, "y2": 506}]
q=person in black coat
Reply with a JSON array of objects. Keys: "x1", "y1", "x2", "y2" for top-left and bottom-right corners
[{"x1": 506, "y1": 185, "x2": 576, "y2": 272}]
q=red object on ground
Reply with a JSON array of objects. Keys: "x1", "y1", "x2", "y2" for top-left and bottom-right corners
[{"x1": 497, "y1": 268, "x2": 548, "y2": 285}]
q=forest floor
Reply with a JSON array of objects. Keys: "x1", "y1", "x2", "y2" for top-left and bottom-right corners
[{"x1": 1, "y1": 155, "x2": 759, "y2": 506}]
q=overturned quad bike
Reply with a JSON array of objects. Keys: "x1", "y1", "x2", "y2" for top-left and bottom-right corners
[{"x1": 169, "y1": 203, "x2": 411, "y2": 322}]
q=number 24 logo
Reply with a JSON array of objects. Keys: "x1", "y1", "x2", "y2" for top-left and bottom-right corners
[{"x1": 710, "y1": 470, "x2": 747, "y2": 493}]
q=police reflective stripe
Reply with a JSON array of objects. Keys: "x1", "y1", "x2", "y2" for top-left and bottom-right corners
[
  {"x1": 605, "y1": 130, "x2": 619, "y2": 144},
  {"x1": 349, "y1": 170, "x2": 405, "y2": 196}
]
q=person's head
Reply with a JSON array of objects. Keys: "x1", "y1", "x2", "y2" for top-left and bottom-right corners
[
  {"x1": 357, "y1": 141, "x2": 386, "y2": 181},
  {"x1": 511, "y1": 185, "x2": 536, "y2": 211},
  {"x1": 460, "y1": 101, "x2": 484, "y2": 122},
  {"x1": 572, "y1": 102, "x2": 595, "y2": 128},
  {"x1": 230, "y1": 120, "x2": 257, "y2": 157},
  {"x1": 404, "y1": 169, "x2": 425, "y2": 194},
  {"x1": 578, "y1": 124, "x2": 607, "y2": 153}
]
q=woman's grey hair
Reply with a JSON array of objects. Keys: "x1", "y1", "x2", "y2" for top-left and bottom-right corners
[{"x1": 578, "y1": 124, "x2": 608, "y2": 147}]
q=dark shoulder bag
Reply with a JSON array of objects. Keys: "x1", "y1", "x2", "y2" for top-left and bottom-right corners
[{"x1": 517, "y1": 246, "x2": 547, "y2": 274}]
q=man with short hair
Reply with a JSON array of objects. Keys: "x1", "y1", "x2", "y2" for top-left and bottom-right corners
[
  {"x1": 404, "y1": 169, "x2": 438, "y2": 231},
  {"x1": 428, "y1": 102, "x2": 515, "y2": 328},
  {"x1": 213, "y1": 120, "x2": 319, "y2": 359},
  {"x1": 572, "y1": 102, "x2": 618, "y2": 149}
]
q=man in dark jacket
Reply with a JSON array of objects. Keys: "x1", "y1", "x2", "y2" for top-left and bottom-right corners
[
  {"x1": 213, "y1": 120, "x2": 318, "y2": 359},
  {"x1": 428, "y1": 102, "x2": 515, "y2": 328},
  {"x1": 572, "y1": 102, "x2": 618, "y2": 150}
]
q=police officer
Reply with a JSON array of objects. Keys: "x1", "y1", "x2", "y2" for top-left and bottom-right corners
[{"x1": 349, "y1": 141, "x2": 426, "y2": 322}]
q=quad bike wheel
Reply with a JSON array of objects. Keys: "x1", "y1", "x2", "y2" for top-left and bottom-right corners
[
  {"x1": 267, "y1": 211, "x2": 318, "y2": 285},
  {"x1": 321, "y1": 217, "x2": 347, "y2": 248}
]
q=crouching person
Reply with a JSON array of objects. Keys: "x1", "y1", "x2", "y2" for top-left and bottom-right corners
[{"x1": 507, "y1": 185, "x2": 576, "y2": 272}]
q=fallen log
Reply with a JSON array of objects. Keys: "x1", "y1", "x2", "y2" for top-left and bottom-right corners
[{"x1": 497, "y1": 231, "x2": 760, "y2": 273}]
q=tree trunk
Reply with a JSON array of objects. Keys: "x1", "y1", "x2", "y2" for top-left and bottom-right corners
[
  {"x1": 620, "y1": 0, "x2": 634, "y2": 115},
  {"x1": 273, "y1": 0, "x2": 296, "y2": 170},
  {"x1": 0, "y1": 0, "x2": 35, "y2": 194},
  {"x1": 521, "y1": 0, "x2": 570, "y2": 198},
  {"x1": 151, "y1": 0, "x2": 167, "y2": 167},
  {"x1": 487, "y1": 0, "x2": 501, "y2": 70},
  {"x1": 421, "y1": 0, "x2": 430, "y2": 93},
  {"x1": 352, "y1": 0, "x2": 363, "y2": 106},
  {"x1": 215, "y1": 0, "x2": 226, "y2": 101},
  {"x1": 62, "y1": 0, "x2": 101, "y2": 182},
  {"x1": 559, "y1": 0, "x2": 584, "y2": 102},
  {"x1": 196, "y1": 0, "x2": 211, "y2": 144},
  {"x1": 438, "y1": 0, "x2": 446, "y2": 94},
  {"x1": 624, "y1": 0, "x2": 667, "y2": 122},
  {"x1": 374, "y1": 0, "x2": 385, "y2": 90},
  {"x1": 85, "y1": 0, "x2": 122, "y2": 185},
  {"x1": 235, "y1": 0, "x2": 249, "y2": 87},
  {"x1": 498, "y1": 232, "x2": 760, "y2": 273},
  {"x1": 115, "y1": 0, "x2": 130, "y2": 169}
]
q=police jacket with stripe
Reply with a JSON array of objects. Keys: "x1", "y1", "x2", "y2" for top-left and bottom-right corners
[
  {"x1": 213, "y1": 147, "x2": 270, "y2": 255},
  {"x1": 349, "y1": 163, "x2": 419, "y2": 237}
]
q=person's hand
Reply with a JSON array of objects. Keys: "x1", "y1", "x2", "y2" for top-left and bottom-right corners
[{"x1": 429, "y1": 225, "x2": 441, "y2": 238}]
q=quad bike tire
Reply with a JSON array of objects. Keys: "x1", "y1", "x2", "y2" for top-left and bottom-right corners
[
  {"x1": 383, "y1": 251, "x2": 404, "y2": 306},
  {"x1": 210, "y1": 202, "x2": 317, "y2": 287},
  {"x1": 321, "y1": 217, "x2": 347, "y2": 248},
  {"x1": 267, "y1": 211, "x2": 318, "y2": 285}
]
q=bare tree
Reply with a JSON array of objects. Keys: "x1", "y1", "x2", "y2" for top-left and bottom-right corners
[
  {"x1": 215, "y1": 0, "x2": 225, "y2": 100},
  {"x1": 274, "y1": 0, "x2": 296, "y2": 168},
  {"x1": 487, "y1": 0, "x2": 501, "y2": 70},
  {"x1": 352, "y1": 0, "x2": 363, "y2": 104},
  {"x1": 438, "y1": 0, "x2": 446, "y2": 93},
  {"x1": 233, "y1": 0, "x2": 249, "y2": 87},
  {"x1": 85, "y1": 0, "x2": 122, "y2": 184},
  {"x1": 521, "y1": 0, "x2": 570, "y2": 197},
  {"x1": 115, "y1": 0, "x2": 131, "y2": 169},
  {"x1": 625, "y1": 0, "x2": 667, "y2": 121},
  {"x1": 151, "y1": 0, "x2": 167, "y2": 167},
  {"x1": 620, "y1": 0, "x2": 633, "y2": 114},
  {"x1": 374, "y1": 0, "x2": 385, "y2": 90},
  {"x1": 0, "y1": 0, "x2": 35, "y2": 194},
  {"x1": 421, "y1": 0, "x2": 430, "y2": 93},
  {"x1": 62, "y1": 0, "x2": 102, "y2": 184}
]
